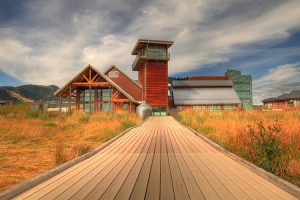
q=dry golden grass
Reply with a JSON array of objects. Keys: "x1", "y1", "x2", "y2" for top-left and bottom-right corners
[
  {"x1": 177, "y1": 108, "x2": 300, "y2": 186},
  {"x1": 0, "y1": 104, "x2": 141, "y2": 191}
]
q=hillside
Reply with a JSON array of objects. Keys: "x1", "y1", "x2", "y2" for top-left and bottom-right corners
[{"x1": 0, "y1": 85, "x2": 59, "y2": 102}]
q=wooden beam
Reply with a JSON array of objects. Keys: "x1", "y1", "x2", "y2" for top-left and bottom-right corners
[
  {"x1": 91, "y1": 74, "x2": 99, "y2": 82},
  {"x1": 59, "y1": 95, "x2": 62, "y2": 112},
  {"x1": 111, "y1": 99, "x2": 130, "y2": 103},
  {"x1": 89, "y1": 85, "x2": 92, "y2": 114},
  {"x1": 68, "y1": 85, "x2": 71, "y2": 115},
  {"x1": 112, "y1": 90, "x2": 120, "y2": 100},
  {"x1": 89, "y1": 68, "x2": 92, "y2": 81},
  {"x1": 71, "y1": 82, "x2": 109, "y2": 87},
  {"x1": 83, "y1": 74, "x2": 89, "y2": 82}
]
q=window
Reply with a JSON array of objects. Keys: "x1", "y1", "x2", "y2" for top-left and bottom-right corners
[
  {"x1": 146, "y1": 46, "x2": 167, "y2": 59},
  {"x1": 123, "y1": 103, "x2": 128, "y2": 110},
  {"x1": 102, "y1": 89, "x2": 111, "y2": 102},
  {"x1": 109, "y1": 71, "x2": 119, "y2": 78},
  {"x1": 84, "y1": 89, "x2": 94, "y2": 102}
]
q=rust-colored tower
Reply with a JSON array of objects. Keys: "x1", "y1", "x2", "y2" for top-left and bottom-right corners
[{"x1": 131, "y1": 39, "x2": 173, "y2": 115}]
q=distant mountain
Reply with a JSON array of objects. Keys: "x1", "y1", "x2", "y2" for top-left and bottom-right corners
[{"x1": 0, "y1": 85, "x2": 59, "y2": 102}]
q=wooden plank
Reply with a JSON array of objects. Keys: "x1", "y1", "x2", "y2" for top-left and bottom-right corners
[
  {"x1": 170, "y1": 129, "x2": 235, "y2": 200},
  {"x1": 176, "y1": 128, "x2": 249, "y2": 200},
  {"x1": 167, "y1": 124, "x2": 205, "y2": 200},
  {"x1": 84, "y1": 126, "x2": 152, "y2": 200},
  {"x1": 145, "y1": 119, "x2": 161, "y2": 200},
  {"x1": 165, "y1": 121, "x2": 190, "y2": 200},
  {"x1": 160, "y1": 124, "x2": 175, "y2": 200},
  {"x1": 113, "y1": 125, "x2": 156, "y2": 200},
  {"x1": 129, "y1": 121, "x2": 158, "y2": 200},
  {"x1": 171, "y1": 126, "x2": 221, "y2": 200}
]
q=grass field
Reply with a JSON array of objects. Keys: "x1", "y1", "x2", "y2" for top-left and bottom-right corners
[
  {"x1": 0, "y1": 104, "x2": 141, "y2": 192},
  {"x1": 177, "y1": 108, "x2": 300, "y2": 186}
]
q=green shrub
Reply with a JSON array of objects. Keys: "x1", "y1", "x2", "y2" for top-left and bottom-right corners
[
  {"x1": 243, "y1": 121, "x2": 299, "y2": 176},
  {"x1": 120, "y1": 120, "x2": 136, "y2": 131},
  {"x1": 44, "y1": 121, "x2": 57, "y2": 127},
  {"x1": 78, "y1": 115, "x2": 90, "y2": 123}
]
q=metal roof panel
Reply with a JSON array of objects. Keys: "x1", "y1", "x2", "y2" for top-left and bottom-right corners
[{"x1": 173, "y1": 88, "x2": 241, "y2": 105}]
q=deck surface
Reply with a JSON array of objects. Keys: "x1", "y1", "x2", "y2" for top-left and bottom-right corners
[{"x1": 14, "y1": 117, "x2": 297, "y2": 200}]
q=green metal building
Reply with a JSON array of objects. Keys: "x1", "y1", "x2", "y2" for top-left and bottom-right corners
[{"x1": 225, "y1": 69, "x2": 253, "y2": 110}]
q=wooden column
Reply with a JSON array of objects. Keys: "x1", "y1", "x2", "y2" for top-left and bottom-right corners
[
  {"x1": 109, "y1": 85, "x2": 113, "y2": 112},
  {"x1": 129, "y1": 101, "x2": 132, "y2": 112},
  {"x1": 59, "y1": 94, "x2": 62, "y2": 112},
  {"x1": 89, "y1": 85, "x2": 92, "y2": 114},
  {"x1": 95, "y1": 88, "x2": 98, "y2": 112},
  {"x1": 76, "y1": 89, "x2": 80, "y2": 110},
  {"x1": 69, "y1": 86, "x2": 71, "y2": 114}
]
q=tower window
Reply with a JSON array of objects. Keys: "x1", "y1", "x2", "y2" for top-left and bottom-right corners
[{"x1": 109, "y1": 71, "x2": 119, "y2": 77}]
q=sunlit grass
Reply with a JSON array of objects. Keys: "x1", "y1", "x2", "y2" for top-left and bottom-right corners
[
  {"x1": 0, "y1": 103, "x2": 141, "y2": 191},
  {"x1": 177, "y1": 108, "x2": 300, "y2": 186}
]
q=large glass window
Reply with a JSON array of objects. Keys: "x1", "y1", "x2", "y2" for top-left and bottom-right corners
[
  {"x1": 79, "y1": 88, "x2": 112, "y2": 112},
  {"x1": 84, "y1": 89, "x2": 94, "y2": 102},
  {"x1": 102, "y1": 89, "x2": 111, "y2": 102},
  {"x1": 146, "y1": 46, "x2": 167, "y2": 59}
]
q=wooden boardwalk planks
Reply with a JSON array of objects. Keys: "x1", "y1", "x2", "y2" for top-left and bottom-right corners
[{"x1": 11, "y1": 117, "x2": 299, "y2": 200}]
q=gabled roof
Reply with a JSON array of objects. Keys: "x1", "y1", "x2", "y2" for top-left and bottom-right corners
[
  {"x1": 54, "y1": 64, "x2": 137, "y2": 102},
  {"x1": 104, "y1": 65, "x2": 142, "y2": 88},
  {"x1": 172, "y1": 80, "x2": 233, "y2": 88},
  {"x1": 104, "y1": 65, "x2": 143, "y2": 102}
]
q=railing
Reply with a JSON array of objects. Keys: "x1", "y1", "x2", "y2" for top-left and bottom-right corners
[{"x1": 132, "y1": 51, "x2": 170, "y2": 69}]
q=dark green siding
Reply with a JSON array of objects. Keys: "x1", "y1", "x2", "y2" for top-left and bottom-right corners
[{"x1": 225, "y1": 69, "x2": 253, "y2": 110}]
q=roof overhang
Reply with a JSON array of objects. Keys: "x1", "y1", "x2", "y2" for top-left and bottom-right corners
[{"x1": 131, "y1": 39, "x2": 174, "y2": 55}]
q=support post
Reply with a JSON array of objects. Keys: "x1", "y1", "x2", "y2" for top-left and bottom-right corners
[
  {"x1": 59, "y1": 94, "x2": 62, "y2": 112},
  {"x1": 129, "y1": 101, "x2": 132, "y2": 112},
  {"x1": 109, "y1": 85, "x2": 112, "y2": 112},
  {"x1": 89, "y1": 85, "x2": 92, "y2": 114},
  {"x1": 69, "y1": 86, "x2": 71, "y2": 115}
]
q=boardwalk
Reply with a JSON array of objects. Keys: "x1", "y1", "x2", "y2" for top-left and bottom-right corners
[{"x1": 13, "y1": 117, "x2": 298, "y2": 200}]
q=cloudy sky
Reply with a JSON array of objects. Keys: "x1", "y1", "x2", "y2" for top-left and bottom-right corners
[{"x1": 0, "y1": 0, "x2": 299, "y2": 104}]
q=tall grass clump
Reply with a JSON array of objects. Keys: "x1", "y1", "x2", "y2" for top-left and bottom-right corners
[{"x1": 54, "y1": 136, "x2": 67, "y2": 166}]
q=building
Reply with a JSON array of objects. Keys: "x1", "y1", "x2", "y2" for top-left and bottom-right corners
[
  {"x1": 131, "y1": 39, "x2": 173, "y2": 115},
  {"x1": 171, "y1": 79, "x2": 241, "y2": 111},
  {"x1": 54, "y1": 39, "x2": 173, "y2": 114},
  {"x1": 0, "y1": 100, "x2": 12, "y2": 107},
  {"x1": 262, "y1": 90, "x2": 300, "y2": 110},
  {"x1": 225, "y1": 69, "x2": 253, "y2": 110},
  {"x1": 54, "y1": 39, "x2": 251, "y2": 114},
  {"x1": 54, "y1": 64, "x2": 140, "y2": 113}
]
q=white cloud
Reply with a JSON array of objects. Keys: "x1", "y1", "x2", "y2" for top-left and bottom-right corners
[
  {"x1": 0, "y1": 0, "x2": 300, "y2": 87},
  {"x1": 253, "y1": 63, "x2": 300, "y2": 105}
]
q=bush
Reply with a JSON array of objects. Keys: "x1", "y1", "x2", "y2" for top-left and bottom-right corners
[{"x1": 242, "y1": 121, "x2": 299, "y2": 176}]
